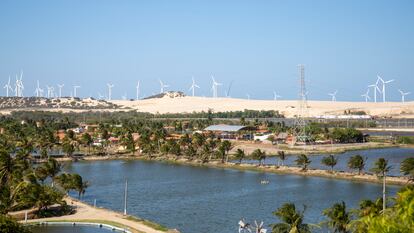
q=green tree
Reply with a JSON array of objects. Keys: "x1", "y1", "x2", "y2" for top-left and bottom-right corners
[
  {"x1": 234, "y1": 149, "x2": 245, "y2": 164},
  {"x1": 400, "y1": 157, "x2": 414, "y2": 181},
  {"x1": 322, "y1": 201, "x2": 351, "y2": 233},
  {"x1": 321, "y1": 155, "x2": 338, "y2": 172},
  {"x1": 0, "y1": 214, "x2": 31, "y2": 233},
  {"x1": 277, "y1": 151, "x2": 286, "y2": 166},
  {"x1": 370, "y1": 158, "x2": 391, "y2": 213},
  {"x1": 252, "y1": 149, "x2": 266, "y2": 166},
  {"x1": 220, "y1": 140, "x2": 233, "y2": 163},
  {"x1": 42, "y1": 158, "x2": 61, "y2": 187},
  {"x1": 81, "y1": 133, "x2": 93, "y2": 155},
  {"x1": 271, "y1": 203, "x2": 311, "y2": 233},
  {"x1": 295, "y1": 154, "x2": 311, "y2": 171},
  {"x1": 347, "y1": 155, "x2": 365, "y2": 175}
]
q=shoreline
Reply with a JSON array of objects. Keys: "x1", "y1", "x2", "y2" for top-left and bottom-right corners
[
  {"x1": 56, "y1": 152, "x2": 411, "y2": 186},
  {"x1": 15, "y1": 197, "x2": 178, "y2": 233}
]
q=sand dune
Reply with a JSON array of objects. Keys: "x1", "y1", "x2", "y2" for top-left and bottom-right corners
[{"x1": 111, "y1": 96, "x2": 414, "y2": 118}]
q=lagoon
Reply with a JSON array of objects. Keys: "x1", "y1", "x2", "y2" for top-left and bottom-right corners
[{"x1": 64, "y1": 153, "x2": 401, "y2": 233}]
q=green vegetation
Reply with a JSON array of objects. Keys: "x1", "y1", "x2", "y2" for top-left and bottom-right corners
[
  {"x1": 271, "y1": 186, "x2": 414, "y2": 233},
  {"x1": 295, "y1": 154, "x2": 311, "y2": 171},
  {"x1": 321, "y1": 155, "x2": 338, "y2": 172},
  {"x1": 0, "y1": 214, "x2": 31, "y2": 233},
  {"x1": 400, "y1": 158, "x2": 414, "y2": 181},
  {"x1": 396, "y1": 136, "x2": 414, "y2": 145},
  {"x1": 347, "y1": 155, "x2": 366, "y2": 175}
]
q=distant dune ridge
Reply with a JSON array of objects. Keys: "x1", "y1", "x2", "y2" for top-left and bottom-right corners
[{"x1": 1, "y1": 92, "x2": 414, "y2": 118}]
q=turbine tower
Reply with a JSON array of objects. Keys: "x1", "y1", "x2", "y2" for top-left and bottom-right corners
[
  {"x1": 136, "y1": 81, "x2": 140, "y2": 100},
  {"x1": 46, "y1": 85, "x2": 53, "y2": 98},
  {"x1": 398, "y1": 89, "x2": 410, "y2": 103},
  {"x1": 159, "y1": 80, "x2": 168, "y2": 93},
  {"x1": 73, "y1": 85, "x2": 80, "y2": 98},
  {"x1": 328, "y1": 90, "x2": 338, "y2": 102},
  {"x1": 368, "y1": 77, "x2": 381, "y2": 103},
  {"x1": 377, "y1": 75, "x2": 394, "y2": 102},
  {"x1": 57, "y1": 84, "x2": 64, "y2": 98},
  {"x1": 189, "y1": 77, "x2": 200, "y2": 97},
  {"x1": 246, "y1": 93, "x2": 250, "y2": 100},
  {"x1": 211, "y1": 76, "x2": 222, "y2": 98},
  {"x1": 273, "y1": 91, "x2": 281, "y2": 101},
  {"x1": 107, "y1": 83, "x2": 114, "y2": 100},
  {"x1": 34, "y1": 80, "x2": 42, "y2": 97},
  {"x1": 3, "y1": 76, "x2": 13, "y2": 97},
  {"x1": 14, "y1": 71, "x2": 24, "y2": 97},
  {"x1": 361, "y1": 89, "x2": 370, "y2": 102}
]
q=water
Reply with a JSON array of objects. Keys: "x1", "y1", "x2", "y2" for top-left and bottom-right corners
[
  {"x1": 30, "y1": 225, "x2": 113, "y2": 233},
  {"x1": 63, "y1": 155, "x2": 401, "y2": 233},
  {"x1": 237, "y1": 147, "x2": 414, "y2": 176}
]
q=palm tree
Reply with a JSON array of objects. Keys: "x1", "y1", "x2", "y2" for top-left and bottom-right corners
[
  {"x1": 295, "y1": 154, "x2": 311, "y2": 171},
  {"x1": 347, "y1": 155, "x2": 365, "y2": 175},
  {"x1": 370, "y1": 158, "x2": 391, "y2": 213},
  {"x1": 220, "y1": 140, "x2": 233, "y2": 163},
  {"x1": 81, "y1": 132, "x2": 93, "y2": 155},
  {"x1": 271, "y1": 203, "x2": 311, "y2": 233},
  {"x1": 322, "y1": 201, "x2": 351, "y2": 233},
  {"x1": 400, "y1": 157, "x2": 414, "y2": 181},
  {"x1": 321, "y1": 155, "x2": 338, "y2": 172},
  {"x1": 277, "y1": 151, "x2": 286, "y2": 166},
  {"x1": 252, "y1": 149, "x2": 266, "y2": 166},
  {"x1": 234, "y1": 149, "x2": 245, "y2": 164},
  {"x1": 358, "y1": 198, "x2": 383, "y2": 217},
  {"x1": 43, "y1": 158, "x2": 62, "y2": 187}
]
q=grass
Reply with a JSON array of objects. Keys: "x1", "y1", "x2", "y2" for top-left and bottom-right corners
[{"x1": 125, "y1": 216, "x2": 169, "y2": 232}]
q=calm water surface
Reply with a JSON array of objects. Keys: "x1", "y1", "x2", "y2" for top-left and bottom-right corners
[
  {"x1": 64, "y1": 151, "x2": 401, "y2": 233},
  {"x1": 238, "y1": 147, "x2": 414, "y2": 176}
]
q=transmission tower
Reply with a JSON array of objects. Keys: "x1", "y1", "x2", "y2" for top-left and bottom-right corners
[{"x1": 293, "y1": 64, "x2": 310, "y2": 144}]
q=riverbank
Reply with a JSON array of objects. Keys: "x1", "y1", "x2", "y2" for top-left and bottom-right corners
[{"x1": 13, "y1": 197, "x2": 179, "y2": 233}]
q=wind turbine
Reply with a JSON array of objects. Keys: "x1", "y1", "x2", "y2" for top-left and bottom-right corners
[
  {"x1": 225, "y1": 80, "x2": 234, "y2": 98},
  {"x1": 136, "y1": 81, "x2": 140, "y2": 100},
  {"x1": 188, "y1": 77, "x2": 200, "y2": 97},
  {"x1": 246, "y1": 93, "x2": 250, "y2": 100},
  {"x1": 211, "y1": 76, "x2": 222, "y2": 98},
  {"x1": 398, "y1": 89, "x2": 410, "y2": 103},
  {"x1": 122, "y1": 93, "x2": 127, "y2": 100},
  {"x1": 3, "y1": 76, "x2": 13, "y2": 97},
  {"x1": 73, "y1": 85, "x2": 80, "y2": 98},
  {"x1": 14, "y1": 71, "x2": 24, "y2": 97},
  {"x1": 273, "y1": 91, "x2": 281, "y2": 101},
  {"x1": 57, "y1": 84, "x2": 64, "y2": 98},
  {"x1": 159, "y1": 80, "x2": 169, "y2": 93},
  {"x1": 368, "y1": 77, "x2": 381, "y2": 103},
  {"x1": 361, "y1": 89, "x2": 370, "y2": 102},
  {"x1": 377, "y1": 75, "x2": 394, "y2": 102},
  {"x1": 328, "y1": 90, "x2": 338, "y2": 102},
  {"x1": 46, "y1": 85, "x2": 54, "y2": 98},
  {"x1": 107, "y1": 83, "x2": 114, "y2": 100}
]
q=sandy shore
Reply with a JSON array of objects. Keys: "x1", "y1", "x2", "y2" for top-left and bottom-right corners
[{"x1": 15, "y1": 197, "x2": 178, "y2": 233}]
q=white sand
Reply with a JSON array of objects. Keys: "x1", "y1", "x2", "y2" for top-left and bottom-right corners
[{"x1": 111, "y1": 96, "x2": 414, "y2": 118}]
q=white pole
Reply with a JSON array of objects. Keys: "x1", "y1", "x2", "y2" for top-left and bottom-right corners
[
  {"x1": 124, "y1": 179, "x2": 128, "y2": 215},
  {"x1": 94, "y1": 199, "x2": 96, "y2": 208}
]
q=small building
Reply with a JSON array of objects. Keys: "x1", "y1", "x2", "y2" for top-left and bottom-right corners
[{"x1": 203, "y1": 125, "x2": 256, "y2": 140}]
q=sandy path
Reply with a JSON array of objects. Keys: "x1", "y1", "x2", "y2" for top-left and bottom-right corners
[{"x1": 22, "y1": 197, "x2": 175, "y2": 233}]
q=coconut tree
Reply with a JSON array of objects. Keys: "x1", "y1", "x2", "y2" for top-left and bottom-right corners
[
  {"x1": 370, "y1": 158, "x2": 391, "y2": 213},
  {"x1": 322, "y1": 201, "x2": 351, "y2": 233},
  {"x1": 277, "y1": 151, "x2": 286, "y2": 166},
  {"x1": 358, "y1": 198, "x2": 383, "y2": 218},
  {"x1": 271, "y1": 203, "x2": 311, "y2": 233},
  {"x1": 295, "y1": 154, "x2": 311, "y2": 171},
  {"x1": 400, "y1": 157, "x2": 414, "y2": 181},
  {"x1": 252, "y1": 149, "x2": 266, "y2": 166},
  {"x1": 234, "y1": 149, "x2": 246, "y2": 164},
  {"x1": 347, "y1": 155, "x2": 366, "y2": 175},
  {"x1": 321, "y1": 155, "x2": 338, "y2": 172},
  {"x1": 220, "y1": 140, "x2": 233, "y2": 163},
  {"x1": 43, "y1": 158, "x2": 62, "y2": 187},
  {"x1": 81, "y1": 132, "x2": 93, "y2": 155}
]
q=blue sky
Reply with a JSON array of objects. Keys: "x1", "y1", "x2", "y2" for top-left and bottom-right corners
[{"x1": 1, "y1": 0, "x2": 413, "y2": 101}]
